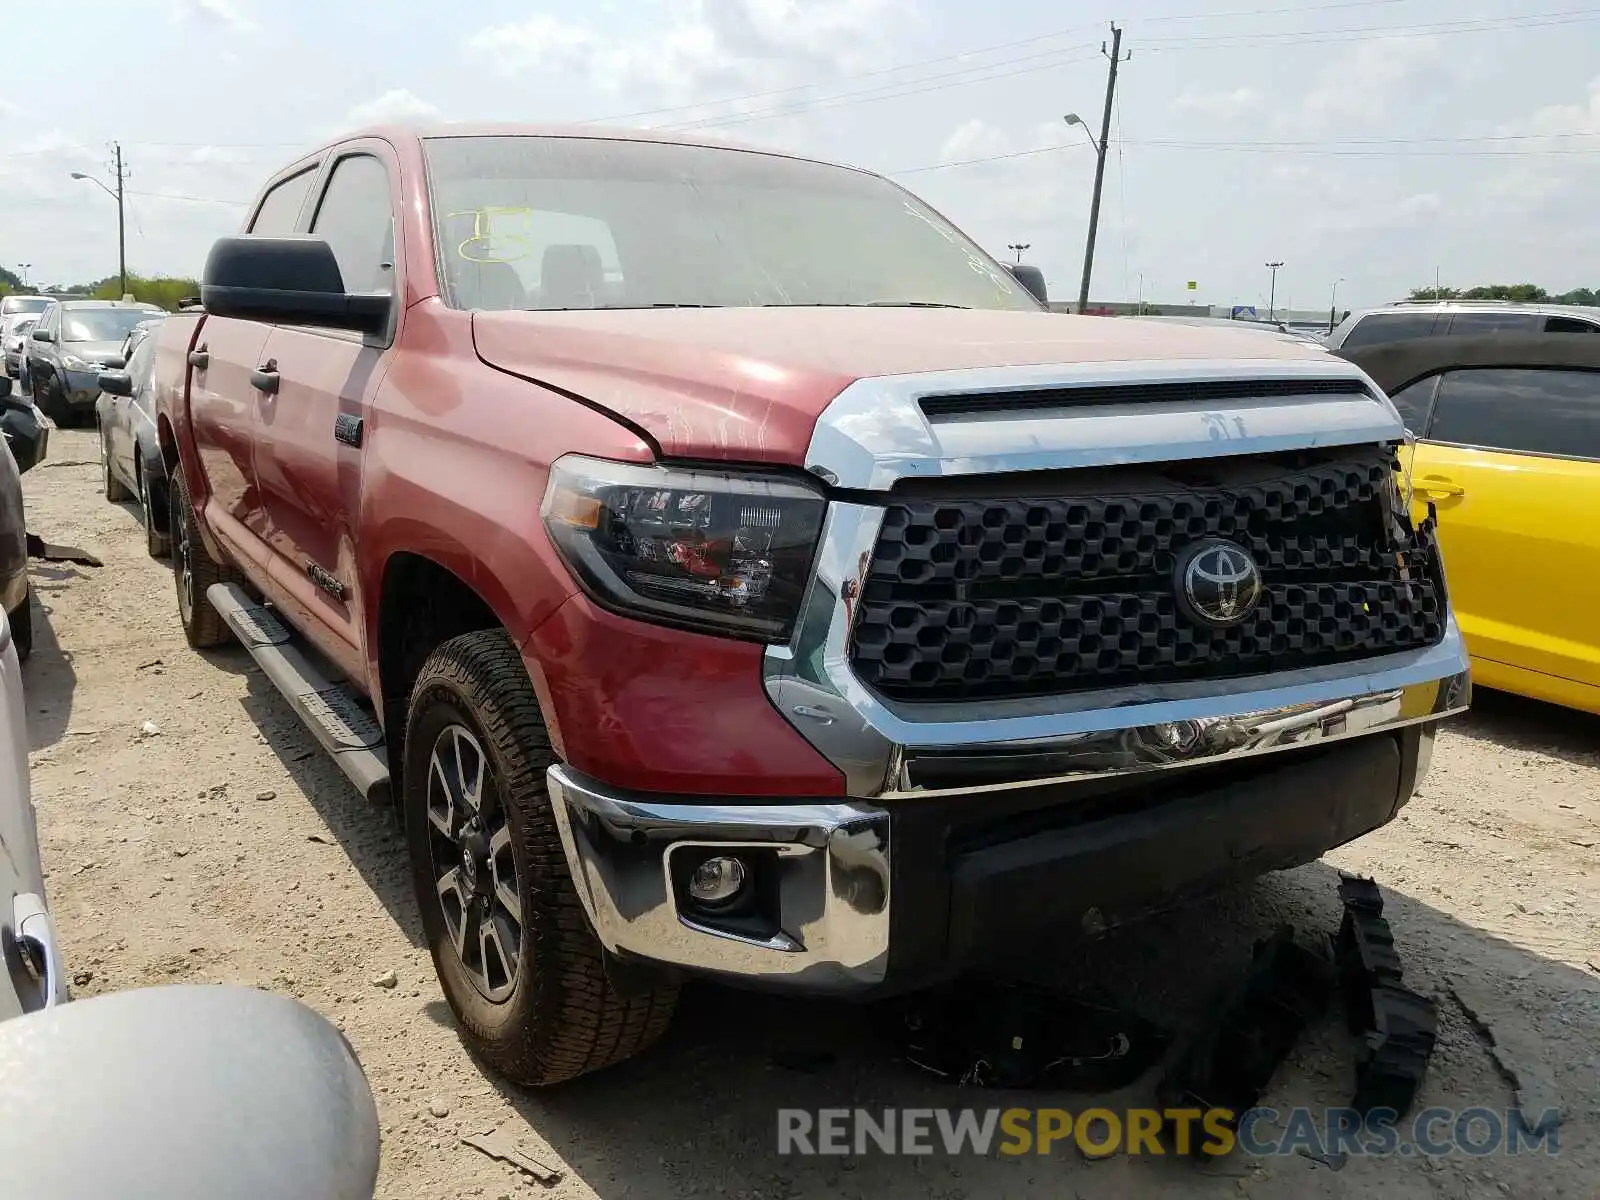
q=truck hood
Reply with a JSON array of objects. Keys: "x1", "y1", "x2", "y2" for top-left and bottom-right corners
[{"x1": 471, "y1": 306, "x2": 1342, "y2": 466}]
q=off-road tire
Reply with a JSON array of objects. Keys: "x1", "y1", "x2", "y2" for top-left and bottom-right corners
[
  {"x1": 101, "y1": 423, "x2": 130, "y2": 501},
  {"x1": 168, "y1": 464, "x2": 238, "y2": 648},
  {"x1": 8, "y1": 589, "x2": 33, "y2": 665},
  {"x1": 403, "y1": 629, "x2": 679, "y2": 1086},
  {"x1": 138, "y1": 461, "x2": 171, "y2": 558}
]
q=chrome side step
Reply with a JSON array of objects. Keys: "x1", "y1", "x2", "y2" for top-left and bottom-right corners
[{"x1": 207, "y1": 583, "x2": 390, "y2": 807}]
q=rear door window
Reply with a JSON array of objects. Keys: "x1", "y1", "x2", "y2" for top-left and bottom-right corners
[
  {"x1": 1543, "y1": 315, "x2": 1600, "y2": 334},
  {"x1": 1426, "y1": 368, "x2": 1600, "y2": 459},
  {"x1": 1339, "y1": 313, "x2": 1442, "y2": 349},
  {"x1": 1442, "y1": 312, "x2": 1540, "y2": 336},
  {"x1": 248, "y1": 166, "x2": 319, "y2": 236}
]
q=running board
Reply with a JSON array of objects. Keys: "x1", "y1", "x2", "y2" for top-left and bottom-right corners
[{"x1": 207, "y1": 583, "x2": 391, "y2": 808}]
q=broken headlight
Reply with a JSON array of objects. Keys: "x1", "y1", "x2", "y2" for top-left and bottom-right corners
[{"x1": 541, "y1": 454, "x2": 826, "y2": 642}]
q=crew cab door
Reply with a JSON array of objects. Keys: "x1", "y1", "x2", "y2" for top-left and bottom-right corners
[
  {"x1": 249, "y1": 149, "x2": 398, "y2": 682},
  {"x1": 1402, "y1": 366, "x2": 1600, "y2": 698},
  {"x1": 190, "y1": 164, "x2": 321, "y2": 549}
]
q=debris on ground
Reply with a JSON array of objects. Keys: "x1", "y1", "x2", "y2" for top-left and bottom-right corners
[
  {"x1": 1334, "y1": 873, "x2": 1438, "y2": 1120},
  {"x1": 461, "y1": 1127, "x2": 564, "y2": 1186},
  {"x1": 889, "y1": 979, "x2": 1169, "y2": 1091},
  {"x1": 25, "y1": 532, "x2": 103, "y2": 567},
  {"x1": 371, "y1": 969, "x2": 398, "y2": 990},
  {"x1": 1449, "y1": 980, "x2": 1564, "y2": 1132},
  {"x1": 428, "y1": 1098, "x2": 451, "y2": 1118},
  {"x1": 1157, "y1": 925, "x2": 1335, "y2": 1156},
  {"x1": 255, "y1": 789, "x2": 277, "y2": 801}
]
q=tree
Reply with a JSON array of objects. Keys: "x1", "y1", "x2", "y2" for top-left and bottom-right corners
[
  {"x1": 1407, "y1": 282, "x2": 1600, "y2": 305},
  {"x1": 84, "y1": 273, "x2": 201, "y2": 311},
  {"x1": 0, "y1": 266, "x2": 22, "y2": 294}
]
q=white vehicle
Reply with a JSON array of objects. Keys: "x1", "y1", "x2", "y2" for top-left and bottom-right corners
[
  {"x1": 1327, "y1": 299, "x2": 1600, "y2": 350},
  {"x1": 3, "y1": 315, "x2": 39, "y2": 377}
]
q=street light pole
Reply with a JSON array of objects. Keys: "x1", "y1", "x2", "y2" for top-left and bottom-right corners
[
  {"x1": 1007, "y1": 242, "x2": 1031, "y2": 264},
  {"x1": 69, "y1": 141, "x2": 127, "y2": 298},
  {"x1": 1265, "y1": 261, "x2": 1284, "y2": 321},
  {"x1": 1329, "y1": 277, "x2": 1345, "y2": 334},
  {"x1": 17, "y1": 264, "x2": 30, "y2": 289}
]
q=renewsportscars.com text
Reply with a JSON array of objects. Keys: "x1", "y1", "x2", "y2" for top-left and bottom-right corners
[{"x1": 776, "y1": 1106, "x2": 1560, "y2": 1160}]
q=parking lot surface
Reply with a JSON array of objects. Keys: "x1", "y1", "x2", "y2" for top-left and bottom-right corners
[{"x1": 22, "y1": 428, "x2": 1600, "y2": 1199}]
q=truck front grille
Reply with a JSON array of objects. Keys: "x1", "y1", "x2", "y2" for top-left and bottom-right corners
[{"x1": 848, "y1": 446, "x2": 1447, "y2": 701}]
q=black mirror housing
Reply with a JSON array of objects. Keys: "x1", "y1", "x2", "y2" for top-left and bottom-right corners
[
  {"x1": 1005, "y1": 263, "x2": 1049, "y2": 305},
  {"x1": 202, "y1": 235, "x2": 391, "y2": 335},
  {"x1": 98, "y1": 370, "x2": 134, "y2": 397},
  {"x1": 0, "y1": 376, "x2": 11, "y2": 402},
  {"x1": 30, "y1": 328, "x2": 53, "y2": 343}
]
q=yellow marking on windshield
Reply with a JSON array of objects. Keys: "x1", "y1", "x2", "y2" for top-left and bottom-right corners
[{"x1": 445, "y1": 207, "x2": 539, "y2": 263}]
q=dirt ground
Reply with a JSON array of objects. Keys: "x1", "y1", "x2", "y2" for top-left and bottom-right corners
[{"x1": 20, "y1": 426, "x2": 1600, "y2": 1199}]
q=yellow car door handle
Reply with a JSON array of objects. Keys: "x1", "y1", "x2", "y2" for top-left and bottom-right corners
[{"x1": 1416, "y1": 476, "x2": 1464, "y2": 498}]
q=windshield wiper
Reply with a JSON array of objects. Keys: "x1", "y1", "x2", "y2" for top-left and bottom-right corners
[{"x1": 863, "y1": 300, "x2": 972, "y2": 309}]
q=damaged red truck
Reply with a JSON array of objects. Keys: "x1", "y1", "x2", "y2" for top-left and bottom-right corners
[{"x1": 152, "y1": 123, "x2": 1470, "y2": 1086}]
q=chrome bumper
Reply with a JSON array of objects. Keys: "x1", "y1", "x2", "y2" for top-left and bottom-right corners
[
  {"x1": 547, "y1": 766, "x2": 890, "y2": 990},
  {"x1": 763, "y1": 502, "x2": 1470, "y2": 798}
]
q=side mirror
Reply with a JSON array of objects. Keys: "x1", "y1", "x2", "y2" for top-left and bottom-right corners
[
  {"x1": 0, "y1": 984, "x2": 380, "y2": 1198},
  {"x1": 103, "y1": 355, "x2": 126, "y2": 370},
  {"x1": 98, "y1": 370, "x2": 134, "y2": 397},
  {"x1": 1005, "y1": 263, "x2": 1049, "y2": 305},
  {"x1": 202, "y1": 235, "x2": 391, "y2": 335},
  {"x1": 0, "y1": 376, "x2": 11, "y2": 402},
  {"x1": 30, "y1": 328, "x2": 53, "y2": 343}
]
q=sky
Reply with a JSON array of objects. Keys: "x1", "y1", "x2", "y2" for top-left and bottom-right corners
[{"x1": 2, "y1": 0, "x2": 1598, "y2": 313}]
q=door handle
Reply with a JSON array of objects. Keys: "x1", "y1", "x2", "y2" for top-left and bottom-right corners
[
  {"x1": 188, "y1": 344, "x2": 209, "y2": 370},
  {"x1": 1415, "y1": 475, "x2": 1464, "y2": 498},
  {"x1": 250, "y1": 362, "x2": 280, "y2": 394}
]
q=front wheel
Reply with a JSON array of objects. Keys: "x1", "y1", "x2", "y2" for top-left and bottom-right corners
[
  {"x1": 403, "y1": 629, "x2": 678, "y2": 1086},
  {"x1": 101, "y1": 423, "x2": 130, "y2": 501},
  {"x1": 168, "y1": 464, "x2": 238, "y2": 648},
  {"x1": 138, "y1": 462, "x2": 170, "y2": 558}
]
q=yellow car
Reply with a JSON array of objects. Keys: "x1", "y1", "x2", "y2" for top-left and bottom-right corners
[{"x1": 1343, "y1": 334, "x2": 1600, "y2": 715}]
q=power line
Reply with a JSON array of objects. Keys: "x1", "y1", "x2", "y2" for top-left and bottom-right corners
[
  {"x1": 654, "y1": 47, "x2": 1102, "y2": 132},
  {"x1": 1139, "y1": 7, "x2": 1600, "y2": 49}
]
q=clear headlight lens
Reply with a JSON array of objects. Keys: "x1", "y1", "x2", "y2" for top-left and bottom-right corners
[
  {"x1": 541, "y1": 455, "x2": 827, "y2": 642},
  {"x1": 61, "y1": 354, "x2": 93, "y2": 371}
]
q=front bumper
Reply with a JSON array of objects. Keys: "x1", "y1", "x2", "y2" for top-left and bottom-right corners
[{"x1": 548, "y1": 655, "x2": 1467, "y2": 995}]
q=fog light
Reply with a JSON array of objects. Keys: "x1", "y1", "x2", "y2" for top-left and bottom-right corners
[{"x1": 687, "y1": 856, "x2": 747, "y2": 906}]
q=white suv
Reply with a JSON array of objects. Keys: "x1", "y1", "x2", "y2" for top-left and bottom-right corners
[{"x1": 1327, "y1": 300, "x2": 1600, "y2": 350}]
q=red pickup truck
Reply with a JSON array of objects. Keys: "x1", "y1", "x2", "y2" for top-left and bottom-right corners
[{"x1": 153, "y1": 122, "x2": 1470, "y2": 1086}]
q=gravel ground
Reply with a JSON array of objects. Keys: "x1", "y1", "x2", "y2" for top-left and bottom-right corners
[{"x1": 21, "y1": 427, "x2": 1600, "y2": 1199}]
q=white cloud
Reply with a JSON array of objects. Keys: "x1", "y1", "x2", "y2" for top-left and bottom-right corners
[
  {"x1": 170, "y1": 0, "x2": 257, "y2": 34},
  {"x1": 1171, "y1": 87, "x2": 1259, "y2": 118},
  {"x1": 344, "y1": 89, "x2": 441, "y2": 128},
  {"x1": 1300, "y1": 36, "x2": 1448, "y2": 126},
  {"x1": 464, "y1": 0, "x2": 913, "y2": 107}
]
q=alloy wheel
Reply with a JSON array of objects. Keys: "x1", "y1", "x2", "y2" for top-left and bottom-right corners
[
  {"x1": 173, "y1": 491, "x2": 195, "y2": 623},
  {"x1": 425, "y1": 723, "x2": 523, "y2": 1003}
]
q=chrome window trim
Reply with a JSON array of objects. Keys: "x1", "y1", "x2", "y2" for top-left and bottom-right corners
[{"x1": 803, "y1": 357, "x2": 1403, "y2": 492}]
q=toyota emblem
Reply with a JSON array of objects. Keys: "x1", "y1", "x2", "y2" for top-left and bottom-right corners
[{"x1": 1177, "y1": 539, "x2": 1264, "y2": 627}]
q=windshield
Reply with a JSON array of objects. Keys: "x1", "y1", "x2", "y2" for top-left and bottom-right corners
[
  {"x1": 6, "y1": 317, "x2": 37, "y2": 337},
  {"x1": 423, "y1": 135, "x2": 1039, "y2": 313},
  {"x1": 62, "y1": 307, "x2": 161, "y2": 342},
  {"x1": 1, "y1": 297, "x2": 52, "y2": 317}
]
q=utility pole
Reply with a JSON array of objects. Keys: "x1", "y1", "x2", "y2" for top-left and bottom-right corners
[
  {"x1": 69, "y1": 142, "x2": 128, "y2": 298},
  {"x1": 113, "y1": 142, "x2": 127, "y2": 298},
  {"x1": 1007, "y1": 242, "x2": 1031, "y2": 264},
  {"x1": 1265, "y1": 261, "x2": 1284, "y2": 321},
  {"x1": 1329, "y1": 277, "x2": 1345, "y2": 334},
  {"x1": 1076, "y1": 23, "x2": 1129, "y2": 315}
]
